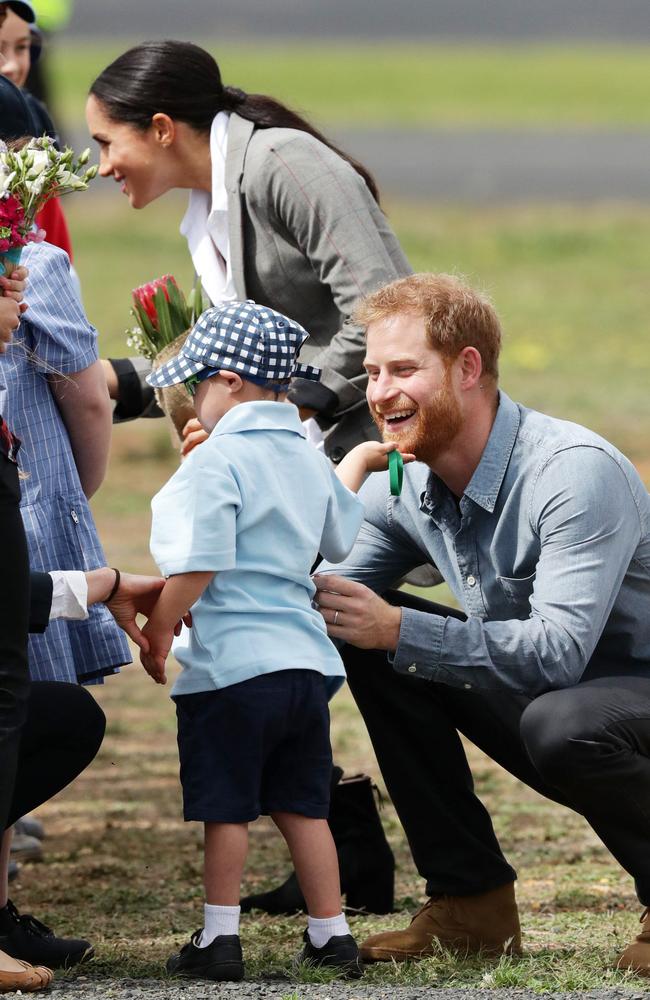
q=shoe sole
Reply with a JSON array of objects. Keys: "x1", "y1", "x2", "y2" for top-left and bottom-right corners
[
  {"x1": 361, "y1": 941, "x2": 522, "y2": 962},
  {"x1": 167, "y1": 961, "x2": 244, "y2": 982},
  {"x1": 295, "y1": 956, "x2": 364, "y2": 980},
  {"x1": 59, "y1": 945, "x2": 94, "y2": 971}
]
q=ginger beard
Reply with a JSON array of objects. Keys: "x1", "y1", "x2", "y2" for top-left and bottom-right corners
[{"x1": 370, "y1": 366, "x2": 463, "y2": 464}]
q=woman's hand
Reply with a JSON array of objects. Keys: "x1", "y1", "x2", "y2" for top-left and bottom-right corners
[
  {"x1": 181, "y1": 417, "x2": 209, "y2": 457},
  {"x1": 0, "y1": 298, "x2": 21, "y2": 352}
]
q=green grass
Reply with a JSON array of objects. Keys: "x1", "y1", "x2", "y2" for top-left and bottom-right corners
[
  {"x1": 50, "y1": 40, "x2": 650, "y2": 131},
  {"x1": 26, "y1": 670, "x2": 650, "y2": 991}
]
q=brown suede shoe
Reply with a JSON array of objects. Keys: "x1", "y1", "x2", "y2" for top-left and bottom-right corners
[
  {"x1": 360, "y1": 882, "x2": 522, "y2": 962},
  {"x1": 616, "y1": 908, "x2": 650, "y2": 976}
]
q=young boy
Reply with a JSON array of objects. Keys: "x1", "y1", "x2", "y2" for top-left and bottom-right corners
[{"x1": 141, "y1": 300, "x2": 400, "y2": 982}]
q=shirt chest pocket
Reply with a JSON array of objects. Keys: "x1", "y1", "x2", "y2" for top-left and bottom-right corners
[{"x1": 497, "y1": 572, "x2": 536, "y2": 607}]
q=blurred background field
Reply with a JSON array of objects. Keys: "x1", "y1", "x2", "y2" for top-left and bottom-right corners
[
  {"x1": 16, "y1": 21, "x2": 650, "y2": 990},
  {"x1": 51, "y1": 42, "x2": 650, "y2": 129}
]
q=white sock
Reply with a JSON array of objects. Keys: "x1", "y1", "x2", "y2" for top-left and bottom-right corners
[
  {"x1": 307, "y1": 912, "x2": 350, "y2": 948},
  {"x1": 198, "y1": 904, "x2": 240, "y2": 947}
]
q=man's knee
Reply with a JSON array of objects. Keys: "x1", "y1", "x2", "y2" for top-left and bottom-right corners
[{"x1": 519, "y1": 692, "x2": 599, "y2": 789}]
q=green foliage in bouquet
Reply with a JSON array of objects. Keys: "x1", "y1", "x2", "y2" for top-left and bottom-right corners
[{"x1": 127, "y1": 275, "x2": 208, "y2": 361}]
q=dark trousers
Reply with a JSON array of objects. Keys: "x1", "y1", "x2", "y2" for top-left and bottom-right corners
[
  {"x1": 7, "y1": 681, "x2": 106, "y2": 829},
  {"x1": 0, "y1": 454, "x2": 31, "y2": 834},
  {"x1": 343, "y1": 591, "x2": 650, "y2": 905}
]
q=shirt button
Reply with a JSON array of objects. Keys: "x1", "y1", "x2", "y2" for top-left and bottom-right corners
[
  {"x1": 464, "y1": 683, "x2": 472, "y2": 689},
  {"x1": 408, "y1": 663, "x2": 417, "y2": 673},
  {"x1": 467, "y1": 575, "x2": 476, "y2": 587}
]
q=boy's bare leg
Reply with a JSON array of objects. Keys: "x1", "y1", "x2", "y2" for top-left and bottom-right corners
[
  {"x1": 204, "y1": 822, "x2": 248, "y2": 905},
  {"x1": 271, "y1": 813, "x2": 341, "y2": 917}
]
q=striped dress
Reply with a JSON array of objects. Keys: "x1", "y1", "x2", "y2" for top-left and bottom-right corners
[{"x1": 0, "y1": 242, "x2": 131, "y2": 683}]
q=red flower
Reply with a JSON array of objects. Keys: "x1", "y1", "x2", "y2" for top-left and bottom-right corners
[
  {"x1": 132, "y1": 275, "x2": 177, "y2": 331},
  {"x1": 0, "y1": 195, "x2": 29, "y2": 250},
  {"x1": 0, "y1": 195, "x2": 25, "y2": 226}
]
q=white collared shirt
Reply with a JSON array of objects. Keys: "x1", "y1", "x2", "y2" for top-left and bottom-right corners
[{"x1": 179, "y1": 111, "x2": 237, "y2": 307}]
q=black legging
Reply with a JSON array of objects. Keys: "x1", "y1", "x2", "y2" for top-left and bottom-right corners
[
  {"x1": 0, "y1": 450, "x2": 106, "y2": 834},
  {"x1": 7, "y1": 681, "x2": 106, "y2": 829},
  {"x1": 0, "y1": 452, "x2": 31, "y2": 834}
]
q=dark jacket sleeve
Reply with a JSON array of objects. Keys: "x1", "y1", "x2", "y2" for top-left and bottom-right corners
[
  {"x1": 109, "y1": 357, "x2": 163, "y2": 423},
  {"x1": 29, "y1": 572, "x2": 53, "y2": 634}
]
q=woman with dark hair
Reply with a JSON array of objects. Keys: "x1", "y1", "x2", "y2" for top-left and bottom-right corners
[
  {"x1": 87, "y1": 39, "x2": 411, "y2": 463},
  {"x1": 87, "y1": 39, "x2": 403, "y2": 917}
]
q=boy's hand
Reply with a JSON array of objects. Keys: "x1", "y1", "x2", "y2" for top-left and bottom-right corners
[
  {"x1": 140, "y1": 620, "x2": 174, "y2": 685},
  {"x1": 354, "y1": 441, "x2": 416, "y2": 474},
  {"x1": 335, "y1": 440, "x2": 415, "y2": 493}
]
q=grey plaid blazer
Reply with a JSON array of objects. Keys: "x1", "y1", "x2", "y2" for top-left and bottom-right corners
[{"x1": 224, "y1": 114, "x2": 412, "y2": 461}]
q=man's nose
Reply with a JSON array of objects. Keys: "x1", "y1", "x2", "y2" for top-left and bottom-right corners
[{"x1": 368, "y1": 371, "x2": 398, "y2": 406}]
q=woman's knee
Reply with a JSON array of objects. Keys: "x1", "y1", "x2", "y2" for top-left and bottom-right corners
[{"x1": 28, "y1": 682, "x2": 106, "y2": 756}]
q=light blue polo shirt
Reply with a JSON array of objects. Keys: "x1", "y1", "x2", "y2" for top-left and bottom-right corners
[{"x1": 150, "y1": 400, "x2": 364, "y2": 697}]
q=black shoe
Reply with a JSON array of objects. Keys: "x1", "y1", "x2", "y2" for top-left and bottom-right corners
[
  {"x1": 297, "y1": 930, "x2": 364, "y2": 979},
  {"x1": 0, "y1": 899, "x2": 93, "y2": 969},
  {"x1": 167, "y1": 931, "x2": 244, "y2": 981},
  {"x1": 241, "y1": 767, "x2": 394, "y2": 916}
]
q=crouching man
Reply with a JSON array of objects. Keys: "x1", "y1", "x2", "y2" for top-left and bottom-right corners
[{"x1": 314, "y1": 273, "x2": 650, "y2": 975}]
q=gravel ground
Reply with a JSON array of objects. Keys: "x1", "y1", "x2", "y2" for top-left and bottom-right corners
[{"x1": 46, "y1": 982, "x2": 650, "y2": 1000}]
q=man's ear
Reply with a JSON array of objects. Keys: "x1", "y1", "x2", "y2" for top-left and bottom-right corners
[
  {"x1": 457, "y1": 346, "x2": 483, "y2": 390},
  {"x1": 151, "y1": 113, "x2": 176, "y2": 147}
]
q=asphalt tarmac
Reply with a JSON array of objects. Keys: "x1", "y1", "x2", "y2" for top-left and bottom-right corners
[
  {"x1": 66, "y1": 0, "x2": 650, "y2": 41},
  {"x1": 332, "y1": 127, "x2": 650, "y2": 202},
  {"x1": 74, "y1": 125, "x2": 650, "y2": 203}
]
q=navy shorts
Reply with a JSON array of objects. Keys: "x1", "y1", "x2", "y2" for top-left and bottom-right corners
[{"x1": 174, "y1": 669, "x2": 333, "y2": 823}]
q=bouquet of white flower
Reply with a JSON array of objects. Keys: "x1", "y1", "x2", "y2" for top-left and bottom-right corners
[{"x1": 0, "y1": 135, "x2": 98, "y2": 275}]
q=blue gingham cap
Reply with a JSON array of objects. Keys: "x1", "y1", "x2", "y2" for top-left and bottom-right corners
[{"x1": 147, "y1": 300, "x2": 321, "y2": 389}]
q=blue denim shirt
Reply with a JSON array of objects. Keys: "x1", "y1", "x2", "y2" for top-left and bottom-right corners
[{"x1": 323, "y1": 392, "x2": 650, "y2": 696}]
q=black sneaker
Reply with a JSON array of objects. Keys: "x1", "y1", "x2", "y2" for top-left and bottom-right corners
[
  {"x1": 297, "y1": 930, "x2": 364, "y2": 979},
  {"x1": 167, "y1": 930, "x2": 244, "y2": 981},
  {"x1": 0, "y1": 899, "x2": 93, "y2": 969}
]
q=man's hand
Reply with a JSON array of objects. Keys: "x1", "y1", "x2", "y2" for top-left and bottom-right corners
[
  {"x1": 0, "y1": 265, "x2": 29, "y2": 305},
  {"x1": 0, "y1": 297, "x2": 21, "y2": 352},
  {"x1": 181, "y1": 416, "x2": 209, "y2": 457},
  {"x1": 312, "y1": 574, "x2": 402, "y2": 651}
]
